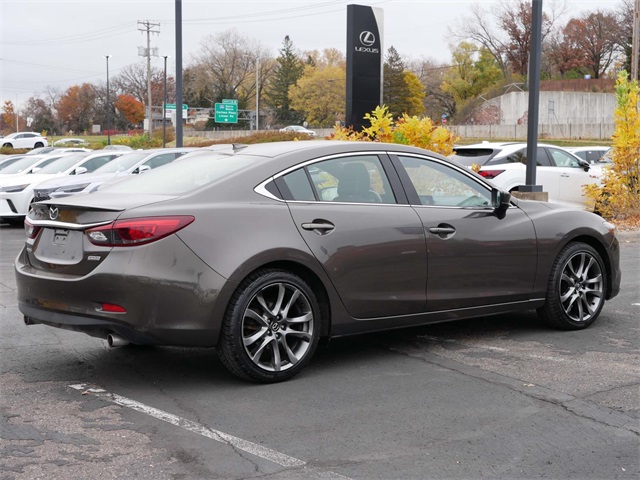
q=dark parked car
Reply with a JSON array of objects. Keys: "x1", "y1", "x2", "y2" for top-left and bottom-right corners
[{"x1": 16, "y1": 141, "x2": 621, "y2": 382}]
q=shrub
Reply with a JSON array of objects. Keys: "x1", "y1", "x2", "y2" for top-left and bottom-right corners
[
  {"x1": 109, "y1": 134, "x2": 163, "y2": 149},
  {"x1": 185, "y1": 131, "x2": 316, "y2": 148},
  {"x1": 584, "y1": 72, "x2": 640, "y2": 220},
  {"x1": 329, "y1": 105, "x2": 459, "y2": 156}
]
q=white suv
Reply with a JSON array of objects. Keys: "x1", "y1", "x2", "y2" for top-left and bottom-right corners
[
  {"x1": 453, "y1": 142, "x2": 603, "y2": 210},
  {"x1": 1, "y1": 132, "x2": 49, "y2": 149}
]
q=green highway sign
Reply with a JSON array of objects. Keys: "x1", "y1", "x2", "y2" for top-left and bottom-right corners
[
  {"x1": 164, "y1": 103, "x2": 188, "y2": 110},
  {"x1": 215, "y1": 100, "x2": 238, "y2": 123}
]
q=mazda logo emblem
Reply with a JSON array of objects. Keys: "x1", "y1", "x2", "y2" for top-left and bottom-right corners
[
  {"x1": 49, "y1": 207, "x2": 59, "y2": 221},
  {"x1": 359, "y1": 31, "x2": 376, "y2": 47}
]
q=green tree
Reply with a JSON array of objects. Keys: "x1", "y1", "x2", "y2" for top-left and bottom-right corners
[
  {"x1": 266, "y1": 36, "x2": 305, "y2": 125},
  {"x1": 383, "y1": 46, "x2": 407, "y2": 118},
  {"x1": 441, "y1": 42, "x2": 502, "y2": 112},
  {"x1": 289, "y1": 65, "x2": 345, "y2": 126}
]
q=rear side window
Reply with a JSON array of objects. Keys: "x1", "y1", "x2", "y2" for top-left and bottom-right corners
[{"x1": 282, "y1": 169, "x2": 315, "y2": 201}]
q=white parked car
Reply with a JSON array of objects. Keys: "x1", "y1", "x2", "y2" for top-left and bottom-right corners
[
  {"x1": 0, "y1": 152, "x2": 75, "y2": 180},
  {"x1": 1, "y1": 132, "x2": 49, "y2": 149},
  {"x1": 32, "y1": 148, "x2": 196, "y2": 201},
  {"x1": 0, "y1": 151, "x2": 121, "y2": 225},
  {"x1": 53, "y1": 138, "x2": 89, "y2": 147},
  {"x1": 566, "y1": 146, "x2": 610, "y2": 164},
  {"x1": 453, "y1": 142, "x2": 603, "y2": 210},
  {"x1": 279, "y1": 125, "x2": 317, "y2": 137}
]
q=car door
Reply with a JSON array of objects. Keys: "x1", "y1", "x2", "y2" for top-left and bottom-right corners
[
  {"x1": 516, "y1": 147, "x2": 562, "y2": 202},
  {"x1": 391, "y1": 153, "x2": 538, "y2": 311},
  {"x1": 280, "y1": 153, "x2": 428, "y2": 319},
  {"x1": 545, "y1": 147, "x2": 599, "y2": 209}
]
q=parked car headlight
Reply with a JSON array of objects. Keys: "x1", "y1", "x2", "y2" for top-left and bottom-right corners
[{"x1": 0, "y1": 184, "x2": 29, "y2": 193}]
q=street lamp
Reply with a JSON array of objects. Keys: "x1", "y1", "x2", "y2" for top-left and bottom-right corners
[
  {"x1": 162, "y1": 55, "x2": 168, "y2": 148},
  {"x1": 105, "y1": 55, "x2": 111, "y2": 145},
  {"x1": 255, "y1": 55, "x2": 259, "y2": 132}
]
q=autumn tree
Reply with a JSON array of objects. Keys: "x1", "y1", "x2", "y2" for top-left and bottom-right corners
[
  {"x1": 266, "y1": 35, "x2": 305, "y2": 125},
  {"x1": 115, "y1": 94, "x2": 145, "y2": 125},
  {"x1": 289, "y1": 64, "x2": 345, "y2": 126},
  {"x1": 584, "y1": 71, "x2": 639, "y2": 218},
  {"x1": 562, "y1": 11, "x2": 622, "y2": 79},
  {"x1": 451, "y1": 0, "x2": 563, "y2": 78},
  {"x1": 24, "y1": 96, "x2": 56, "y2": 133},
  {"x1": 55, "y1": 83, "x2": 97, "y2": 133},
  {"x1": 1, "y1": 100, "x2": 20, "y2": 134},
  {"x1": 545, "y1": 23, "x2": 588, "y2": 78}
]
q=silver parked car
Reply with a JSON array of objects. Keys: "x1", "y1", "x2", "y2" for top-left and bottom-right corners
[{"x1": 17, "y1": 141, "x2": 621, "y2": 382}]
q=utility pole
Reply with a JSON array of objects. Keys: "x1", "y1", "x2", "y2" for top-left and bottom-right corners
[
  {"x1": 255, "y1": 56, "x2": 260, "y2": 131},
  {"x1": 632, "y1": 0, "x2": 639, "y2": 80},
  {"x1": 138, "y1": 20, "x2": 160, "y2": 139}
]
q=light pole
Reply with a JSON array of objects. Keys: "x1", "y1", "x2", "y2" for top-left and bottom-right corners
[
  {"x1": 255, "y1": 55, "x2": 259, "y2": 132},
  {"x1": 105, "y1": 55, "x2": 111, "y2": 145},
  {"x1": 162, "y1": 55, "x2": 168, "y2": 148}
]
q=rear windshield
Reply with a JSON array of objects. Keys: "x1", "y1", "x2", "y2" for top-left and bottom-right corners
[
  {"x1": 100, "y1": 153, "x2": 257, "y2": 195},
  {"x1": 37, "y1": 153, "x2": 89, "y2": 174},
  {"x1": 450, "y1": 148, "x2": 497, "y2": 167},
  {"x1": 93, "y1": 151, "x2": 151, "y2": 173}
]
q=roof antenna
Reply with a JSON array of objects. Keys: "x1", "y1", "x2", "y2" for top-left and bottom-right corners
[{"x1": 232, "y1": 143, "x2": 248, "y2": 152}]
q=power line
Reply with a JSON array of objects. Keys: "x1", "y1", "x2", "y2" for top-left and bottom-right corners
[{"x1": 2, "y1": 22, "x2": 136, "y2": 47}]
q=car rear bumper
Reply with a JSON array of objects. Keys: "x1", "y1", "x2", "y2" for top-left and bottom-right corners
[{"x1": 15, "y1": 236, "x2": 231, "y2": 346}]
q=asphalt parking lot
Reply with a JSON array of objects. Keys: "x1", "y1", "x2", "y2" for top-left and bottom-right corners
[{"x1": 1, "y1": 223, "x2": 638, "y2": 479}]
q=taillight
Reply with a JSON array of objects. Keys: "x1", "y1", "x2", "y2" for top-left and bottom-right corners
[
  {"x1": 478, "y1": 170, "x2": 505, "y2": 179},
  {"x1": 24, "y1": 219, "x2": 41, "y2": 239},
  {"x1": 86, "y1": 216, "x2": 194, "y2": 247}
]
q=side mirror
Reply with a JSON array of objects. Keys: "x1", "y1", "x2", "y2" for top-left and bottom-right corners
[
  {"x1": 492, "y1": 188, "x2": 511, "y2": 210},
  {"x1": 74, "y1": 166, "x2": 88, "y2": 175},
  {"x1": 137, "y1": 165, "x2": 151, "y2": 174}
]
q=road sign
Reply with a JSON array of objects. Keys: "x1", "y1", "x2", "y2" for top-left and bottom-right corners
[
  {"x1": 164, "y1": 103, "x2": 188, "y2": 111},
  {"x1": 215, "y1": 101, "x2": 238, "y2": 123}
]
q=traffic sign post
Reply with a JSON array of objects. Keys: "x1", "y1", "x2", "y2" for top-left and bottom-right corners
[{"x1": 215, "y1": 99, "x2": 238, "y2": 124}]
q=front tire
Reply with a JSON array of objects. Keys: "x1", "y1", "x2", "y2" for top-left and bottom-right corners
[
  {"x1": 218, "y1": 269, "x2": 322, "y2": 383},
  {"x1": 3, "y1": 143, "x2": 13, "y2": 148},
  {"x1": 537, "y1": 242, "x2": 606, "y2": 330}
]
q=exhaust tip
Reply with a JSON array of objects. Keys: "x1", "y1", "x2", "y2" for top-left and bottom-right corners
[
  {"x1": 107, "y1": 333, "x2": 129, "y2": 347},
  {"x1": 24, "y1": 316, "x2": 35, "y2": 326}
]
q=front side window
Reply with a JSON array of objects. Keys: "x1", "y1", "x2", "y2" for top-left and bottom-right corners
[
  {"x1": 548, "y1": 148, "x2": 582, "y2": 168},
  {"x1": 398, "y1": 155, "x2": 492, "y2": 207}
]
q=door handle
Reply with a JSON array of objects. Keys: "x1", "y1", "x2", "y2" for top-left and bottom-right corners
[
  {"x1": 428, "y1": 227, "x2": 456, "y2": 234},
  {"x1": 301, "y1": 221, "x2": 335, "y2": 234},
  {"x1": 560, "y1": 173, "x2": 570, "y2": 177}
]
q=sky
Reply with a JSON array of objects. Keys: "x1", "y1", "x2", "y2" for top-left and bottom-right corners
[{"x1": 0, "y1": 0, "x2": 613, "y2": 108}]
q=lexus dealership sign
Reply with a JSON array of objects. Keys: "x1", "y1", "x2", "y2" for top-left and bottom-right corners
[{"x1": 346, "y1": 4, "x2": 384, "y2": 130}]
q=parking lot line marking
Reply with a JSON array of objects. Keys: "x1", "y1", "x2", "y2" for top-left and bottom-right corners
[
  {"x1": 68, "y1": 384, "x2": 353, "y2": 479},
  {"x1": 68, "y1": 383, "x2": 304, "y2": 467}
]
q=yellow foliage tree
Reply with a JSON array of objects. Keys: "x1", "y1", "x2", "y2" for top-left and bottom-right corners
[
  {"x1": 330, "y1": 105, "x2": 458, "y2": 156},
  {"x1": 584, "y1": 71, "x2": 640, "y2": 219}
]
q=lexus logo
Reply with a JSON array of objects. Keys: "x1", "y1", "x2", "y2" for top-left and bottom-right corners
[
  {"x1": 359, "y1": 31, "x2": 376, "y2": 47},
  {"x1": 49, "y1": 207, "x2": 59, "y2": 221}
]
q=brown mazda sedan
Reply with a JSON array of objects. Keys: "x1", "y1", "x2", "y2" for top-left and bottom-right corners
[{"x1": 15, "y1": 141, "x2": 621, "y2": 382}]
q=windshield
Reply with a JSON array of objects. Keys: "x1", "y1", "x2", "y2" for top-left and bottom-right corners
[
  {"x1": 93, "y1": 151, "x2": 152, "y2": 173},
  {"x1": 36, "y1": 153, "x2": 89, "y2": 174},
  {"x1": 1, "y1": 156, "x2": 45, "y2": 174},
  {"x1": 101, "y1": 153, "x2": 257, "y2": 195}
]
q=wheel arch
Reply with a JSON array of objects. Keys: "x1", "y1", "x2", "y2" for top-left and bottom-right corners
[
  {"x1": 223, "y1": 259, "x2": 334, "y2": 340},
  {"x1": 559, "y1": 234, "x2": 614, "y2": 299}
]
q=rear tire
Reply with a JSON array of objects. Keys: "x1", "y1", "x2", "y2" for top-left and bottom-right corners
[
  {"x1": 34, "y1": 142, "x2": 44, "y2": 148},
  {"x1": 537, "y1": 242, "x2": 606, "y2": 330},
  {"x1": 218, "y1": 269, "x2": 322, "y2": 383}
]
